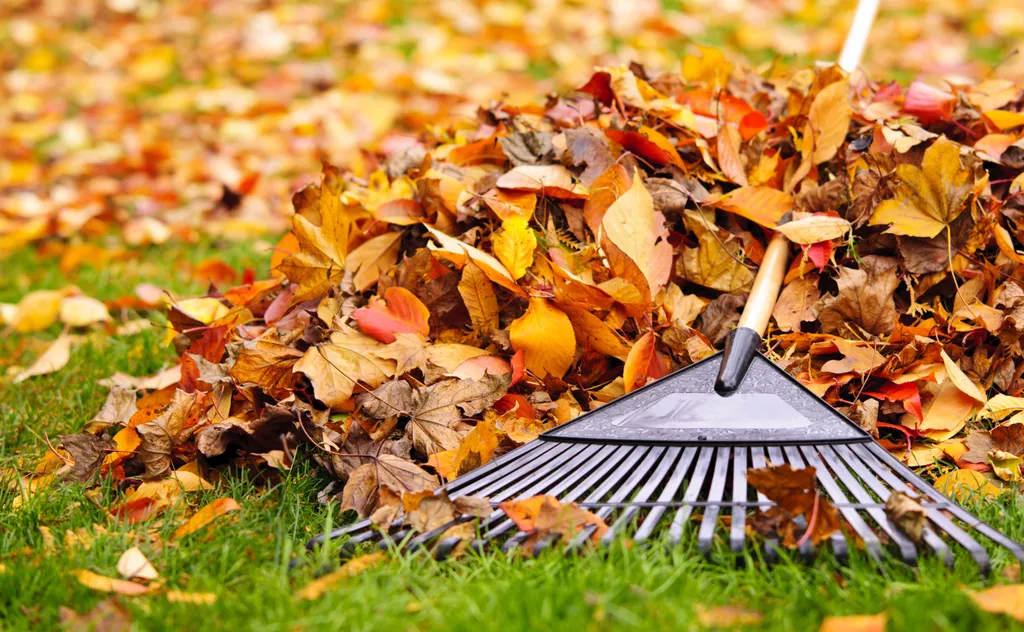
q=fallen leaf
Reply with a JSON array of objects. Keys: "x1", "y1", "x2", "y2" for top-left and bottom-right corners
[
  {"x1": 695, "y1": 605, "x2": 764, "y2": 628},
  {"x1": 458, "y1": 261, "x2": 499, "y2": 336},
  {"x1": 295, "y1": 552, "x2": 387, "y2": 600},
  {"x1": 492, "y1": 216, "x2": 537, "y2": 281},
  {"x1": 173, "y1": 498, "x2": 241, "y2": 540},
  {"x1": 116, "y1": 546, "x2": 158, "y2": 581},
  {"x1": 14, "y1": 334, "x2": 72, "y2": 383},
  {"x1": 818, "y1": 613, "x2": 888, "y2": 632},
  {"x1": 600, "y1": 170, "x2": 672, "y2": 296},
  {"x1": 969, "y1": 585, "x2": 1024, "y2": 622},
  {"x1": 818, "y1": 257, "x2": 898, "y2": 336},
  {"x1": 60, "y1": 295, "x2": 111, "y2": 327},
  {"x1": 776, "y1": 215, "x2": 851, "y2": 245},
  {"x1": 352, "y1": 287, "x2": 431, "y2": 344},
  {"x1": 869, "y1": 138, "x2": 974, "y2": 238},
  {"x1": 933, "y1": 469, "x2": 1002, "y2": 503},
  {"x1": 773, "y1": 277, "x2": 821, "y2": 332},
  {"x1": 59, "y1": 599, "x2": 132, "y2": 632},
  {"x1": 509, "y1": 298, "x2": 576, "y2": 379},
  {"x1": 72, "y1": 570, "x2": 149, "y2": 595},
  {"x1": 165, "y1": 590, "x2": 218, "y2": 605},
  {"x1": 883, "y1": 491, "x2": 926, "y2": 543}
]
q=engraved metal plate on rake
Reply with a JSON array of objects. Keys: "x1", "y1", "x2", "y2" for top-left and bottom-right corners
[
  {"x1": 313, "y1": 440, "x2": 1024, "y2": 570},
  {"x1": 544, "y1": 352, "x2": 867, "y2": 445}
]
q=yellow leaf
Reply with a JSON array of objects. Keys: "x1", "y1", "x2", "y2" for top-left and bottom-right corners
[
  {"x1": 681, "y1": 46, "x2": 733, "y2": 87},
  {"x1": 989, "y1": 450, "x2": 1023, "y2": 482},
  {"x1": 173, "y1": 498, "x2": 240, "y2": 540},
  {"x1": 933, "y1": 469, "x2": 1001, "y2": 503},
  {"x1": 713, "y1": 186, "x2": 793, "y2": 228},
  {"x1": 509, "y1": 298, "x2": 576, "y2": 379},
  {"x1": 868, "y1": 138, "x2": 974, "y2": 238},
  {"x1": 14, "y1": 334, "x2": 72, "y2": 383},
  {"x1": 169, "y1": 298, "x2": 230, "y2": 325},
  {"x1": 295, "y1": 553, "x2": 387, "y2": 600},
  {"x1": 679, "y1": 231, "x2": 755, "y2": 293},
  {"x1": 940, "y1": 349, "x2": 987, "y2": 402},
  {"x1": 59, "y1": 295, "x2": 111, "y2": 327},
  {"x1": 984, "y1": 110, "x2": 1024, "y2": 131},
  {"x1": 12, "y1": 289, "x2": 65, "y2": 333},
  {"x1": 129, "y1": 46, "x2": 176, "y2": 83},
  {"x1": 820, "y1": 339, "x2": 886, "y2": 375},
  {"x1": 492, "y1": 217, "x2": 536, "y2": 281},
  {"x1": 425, "y1": 225, "x2": 526, "y2": 297},
  {"x1": 72, "y1": 569, "x2": 149, "y2": 595},
  {"x1": 166, "y1": 590, "x2": 218, "y2": 605},
  {"x1": 601, "y1": 171, "x2": 672, "y2": 295},
  {"x1": 805, "y1": 79, "x2": 852, "y2": 164},
  {"x1": 346, "y1": 232, "x2": 402, "y2": 293},
  {"x1": 776, "y1": 215, "x2": 851, "y2": 245},
  {"x1": 458, "y1": 261, "x2": 499, "y2": 336},
  {"x1": 982, "y1": 394, "x2": 1024, "y2": 419},
  {"x1": 969, "y1": 584, "x2": 1024, "y2": 622},
  {"x1": 818, "y1": 613, "x2": 887, "y2": 632}
]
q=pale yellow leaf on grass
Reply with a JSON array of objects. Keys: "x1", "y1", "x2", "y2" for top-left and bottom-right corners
[
  {"x1": 295, "y1": 552, "x2": 387, "y2": 600},
  {"x1": 73, "y1": 569, "x2": 149, "y2": 595},
  {"x1": 173, "y1": 498, "x2": 240, "y2": 540},
  {"x1": 59, "y1": 295, "x2": 111, "y2": 327},
  {"x1": 509, "y1": 298, "x2": 576, "y2": 379},
  {"x1": 969, "y1": 584, "x2": 1024, "y2": 622},
  {"x1": 14, "y1": 334, "x2": 72, "y2": 383},
  {"x1": 940, "y1": 349, "x2": 987, "y2": 402},
  {"x1": 116, "y1": 546, "x2": 158, "y2": 581},
  {"x1": 492, "y1": 216, "x2": 536, "y2": 281}
]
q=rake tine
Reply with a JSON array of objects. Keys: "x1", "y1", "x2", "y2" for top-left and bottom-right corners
[
  {"x1": 601, "y1": 446, "x2": 679, "y2": 546},
  {"x1": 855, "y1": 444, "x2": 999, "y2": 572},
  {"x1": 668, "y1": 447, "x2": 714, "y2": 544},
  {"x1": 865, "y1": 442, "x2": 1024, "y2": 567},
  {"x1": 445, "y1": 440, "x2": 550, "y2": 494},
  {"x1": 796, "y1": 445, "x2": 885, "y2": 563},
  {"x1": 565, "y1": 446, "x2": 655, "y2": 554},
  {"x1": 849, "y1": 444, "x2": 991, "y2": 571},
  {"x1": 750, "y1": 446, "x2": 783, "y2": 563},
  {"x1": 782, "y1": 446, "x2": 819, "y2": 563},
  {"x1": 473, "y1": 445, "x2": 636, "y2": 553},
  {"x1": 593, "y1": 446, "x2": 668, "y2": 522},
  {"x1": 730, "y1": 447, "x2": 749, "y2": 555},
  {"x1": 834, "y1": 445, "x2": 953, "y2": 568},
  {"x1": 697, "y1": 447, "x2": 732, "y2": 559},
  {"x1": 634, "y1": 447, "x2": 697, "y2": 543},
  {"x1": 815, "y1": 446, "x2": 918, "y2": 564},
  {"x1": 455, "y1": 441, "x2": 574, "y2": 498}
]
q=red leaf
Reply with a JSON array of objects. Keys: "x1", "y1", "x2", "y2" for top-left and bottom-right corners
[
  {"x1": 577, "y1": 71, "x2": 614, "y2": 105},
  {"x1": 803, "y1": 240, "x2": 833, "y2": 271},
  {"x1": 864, "y1": 381, "x2": 924, "y2": 422},
  {"x1": 352, "y1": 287, "x2": 430, "y2": 343},
  {"x1": 510, "y1": 349, "x2": 525, "y2": 386},
  {"x1": 903, "y1": 81, "x2": 955, "y2": 124},
  {"x1": 494, "y1": 393, "x2": 536, "y2": 419}
]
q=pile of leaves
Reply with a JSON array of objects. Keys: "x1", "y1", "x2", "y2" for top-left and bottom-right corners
[
  {"x1": 15, "y1": 54, "x2": 1024, "y2": 550},
  {"x1": 3, "y1": 0, "x2": 1023, "y2": 257}
]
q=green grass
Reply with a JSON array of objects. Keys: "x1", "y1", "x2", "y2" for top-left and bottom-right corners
[{"x1": 2, "y1": 240, "x2": 1024, "y2": 631}]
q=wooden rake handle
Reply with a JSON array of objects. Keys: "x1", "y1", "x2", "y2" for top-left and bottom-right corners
[{"x1": 714, "y1": 232, "x2": 790, "y2": 396}]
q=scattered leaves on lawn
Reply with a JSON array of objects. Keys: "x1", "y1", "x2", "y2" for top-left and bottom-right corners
[{"x1": 295, "y1": 553, "x2": 387, "y2": 601}]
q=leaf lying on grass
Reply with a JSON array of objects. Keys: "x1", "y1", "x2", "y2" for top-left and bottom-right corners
[{"x1": 295, "y1": 553, "x2": 387, "y2": 601}]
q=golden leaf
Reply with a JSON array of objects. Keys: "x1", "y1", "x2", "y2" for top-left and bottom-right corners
[
  {"x1": 491, "y1": 216, "x2": 536, "y2": 281},
  {"x1": 458, "y1": 261, "x2": 499, "y2": 336},
  {"x1": 712, "y1": 186, "x2": 793, "y2": 228},
  {"x1": 678, "y1": 231, "x2": 754, "y2": 293},
  {"x1": 600, "y1": 170, "x2": 672, "y2": 296},
  {"x1": 509, "y1": 298, "x2": 576, "y2": 379},
  {"x1": 868, "y1": 138, "x2": 974, "y2": 238}
]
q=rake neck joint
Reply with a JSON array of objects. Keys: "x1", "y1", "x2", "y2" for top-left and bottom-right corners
[{"x1": 715, "y1": 327, "x2": 762, "y2": 396}]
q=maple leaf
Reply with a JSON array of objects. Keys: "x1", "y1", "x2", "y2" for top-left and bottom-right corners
[
  {"x1": 341, "y1": 455, "x2": 437, "y2": 517},
  {"x1": 228, "y1": 330, "x2": 304, "y2": 395},
  {"x1": 868, "y1": 138, "x2": 975, "y2": 238},
  {"x1": 292, "y1": 325, "x2": 396, "y2": 409},
  {"x1": 818, "y1": 256, "x2": 899, "y2": 336},
  {"x1": 678, "y1": 231, "x2": 755, "y2": 293},
  {"x1": 135, "y1": 389, "x2": 200, "y2": 480}
]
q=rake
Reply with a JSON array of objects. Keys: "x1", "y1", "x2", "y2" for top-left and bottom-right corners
[{"x1": 305, "y1": 0, "x2": 1024, "y2": 571}]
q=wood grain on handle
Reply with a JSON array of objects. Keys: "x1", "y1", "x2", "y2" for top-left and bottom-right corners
[{"x1": 736, "y1": 232, "x2": 790, "y2": 337}]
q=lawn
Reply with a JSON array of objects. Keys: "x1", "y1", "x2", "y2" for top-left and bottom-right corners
[{"x1": 1, "y1": 244, "x2": 1023, "y2": 630}]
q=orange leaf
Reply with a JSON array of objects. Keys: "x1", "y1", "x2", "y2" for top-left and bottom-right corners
[
  {"x1": 969, "y1": 584, "x2": 1024, "y2": 622},
  {"x1": 605, "y1": 126, "x2": 684, "y2": 168},
  {"x1": 72, "y1": 569, "x2": 149, "y2": 595},
  {"x1": 173, "y1": 498, "x2": 240, "y2": 540},
  {"x1": 818, "y1": 614, "x2": 888, "y2": 632},
  {"x1": 623, "y1": 332, "x2": 668, "y2": 393},
  {"x1": 352, "y1": 287, "x2": 430, "y2": 344},
  {"x1": 713, "y1": 186, "x2": 792, "y2": 228}
]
